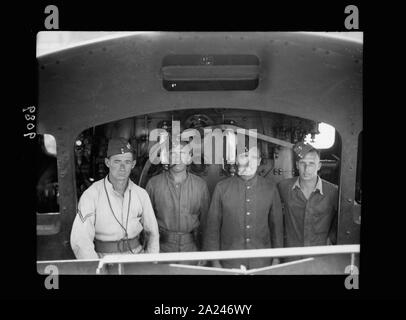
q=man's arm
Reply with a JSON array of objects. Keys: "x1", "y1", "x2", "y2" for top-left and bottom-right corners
[
  {"x1": 327, "y1": 213, "x2": 338, "y2": 245},
  {"x1": 268, "y1": 186, "x2": 284, "y2": 265},
  {"x1": 202, "y1": 184, "x2": 223, "y2": 267},
  {"x1": 197, "y1": 182, "x2": 211, "y2": 250},
  {"x1": 327, "y1": 188, "x2": 339, "y2": 245},
  {"x1": 140, "y1": 189, "x2": 160, "y2": 253},
  {"x1": 145, "y1": 180, "x2": 154, "y2": 206},
  {"x1": 269, "y1": 186, "x2": 284, "y2": 249},
  {"x1": 70, "y1": 190, "x2": 98, "y2": 259}
]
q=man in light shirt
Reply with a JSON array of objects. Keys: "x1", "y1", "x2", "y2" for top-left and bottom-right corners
[{"x1": 70, "y1": 137, "x2": 159, "y2": 259}]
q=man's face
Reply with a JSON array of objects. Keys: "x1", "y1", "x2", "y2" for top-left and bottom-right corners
[
  {"x1": 105, "y1": 152, "x2": 135, "y2": 181},
  {"x1": 169, "y1": 147, "x2": 191, "y2": 173},
  {"x1": 236, "y1": 147, "x2": 261, "y2": 177},
  {"x1": 297, "y1": 151, "x2": 321, "y2": 181}
]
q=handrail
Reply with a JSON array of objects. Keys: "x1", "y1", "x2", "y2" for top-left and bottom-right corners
[{"x1": 95, "y1": 245, "x2": 359, "y2": 274}]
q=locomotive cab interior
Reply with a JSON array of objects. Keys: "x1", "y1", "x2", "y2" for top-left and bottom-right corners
[
  {"x1": 36, "y1": 32, "x2": 362, "y2": 272},
  {"x1": 36, "y1": 108, "x2": 344, "y2": 260}
]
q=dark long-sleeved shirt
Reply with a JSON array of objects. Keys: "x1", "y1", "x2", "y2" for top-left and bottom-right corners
[
  {"x1": 203, "y1": 174, "x2": 283, "y2": 269},
  {"x1": 145, "y1": 171, "x2": 210, "y2": 238},
  {"x1": 277, "y1": 176, "x2": 338, "y2": 248}
]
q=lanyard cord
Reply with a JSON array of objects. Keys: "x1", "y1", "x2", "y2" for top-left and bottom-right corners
[{"x1": 103, "y1": 177, "x2": 134, "y2": 254}]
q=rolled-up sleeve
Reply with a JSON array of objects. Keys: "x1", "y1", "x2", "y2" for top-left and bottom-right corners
[
  {"x1": 139, "y1": 189, "x2": 160, "y2": 253},
  {"x1": 202, "y1": 184, "x2": 222, "y2": 251},
  {"x1": 70, "y1": 189, "x2": 99, "y2": 259},
  {"x1": 269, "y1": 186, "x2": 284, "y2": 248}
]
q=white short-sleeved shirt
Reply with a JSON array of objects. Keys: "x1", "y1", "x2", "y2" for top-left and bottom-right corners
[{"x1": 70, "y1": 176, "x2": 159, "y2": 259}]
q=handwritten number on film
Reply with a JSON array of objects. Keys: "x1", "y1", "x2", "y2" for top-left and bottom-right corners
[{"x1": 23, "y1": 106, "x2": 36, "y2": 139}]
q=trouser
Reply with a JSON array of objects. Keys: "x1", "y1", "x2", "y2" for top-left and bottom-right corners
[{"x1": 159, "y1": 229, "x2": 199, "y2": 265}]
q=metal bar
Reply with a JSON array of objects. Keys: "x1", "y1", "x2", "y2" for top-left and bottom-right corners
[
  {"x1": 168, "y1": 258, "x2": 315, "y2": 275},
  {"x1": 350, "y1": 253, "x2": 355, "y2": 274},
  {"x1": 168, "y1": 264, "x2": 246, "y2": 274},
  {"x1": 244, "y1": 258, "x2": 315, "y2": 274},
  {"x1": 96, "y1": 260, "x2": 103, "y2": 274},
  {"x1": 38, "y1": 245, "x2": 359, "y2": 273},
  {"x1": 38, "y1": 258, "x2": 100, "y2": 264},
  {"x1": 100, "y1": 245, "x2": 360, "y2": 267},
  {"x1": 205, "y1": 124, "x2": 294, "y2": 148}
]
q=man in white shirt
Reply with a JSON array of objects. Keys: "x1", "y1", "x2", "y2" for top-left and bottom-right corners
[{"x1": 70, "y1": 137, "x2": 159, "y2": 259}]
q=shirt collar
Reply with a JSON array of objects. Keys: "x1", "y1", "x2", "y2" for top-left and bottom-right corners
[
  {"x1": 238, "y1": 173, "x2": 258, "y2": 187},
  {"x1": 166, "y1": 170, "x2": 189, "y2": 184},
  {"x1": 292, "y1": 176, "x2": 323, "y2": 195},
  {"x1": 105, "y1": 175, "x2": 132, "y2": 194}
]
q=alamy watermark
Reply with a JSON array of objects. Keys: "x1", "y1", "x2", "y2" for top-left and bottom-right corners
[
  {"x1": 44, "y1": 264, "x2": 59, "y2": 289},
  {"x1": 344, "y1": 264, "x2": 359, "y2": 289},
  {"x1": 148, "y1": 121, "x2": 258, "y2": 165},
  {"x1": 344, "y1": 5, "x2": 359, "y2": 30}
]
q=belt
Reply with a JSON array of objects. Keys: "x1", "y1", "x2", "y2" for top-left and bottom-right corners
[
  {"x1": 94, "y1": 236, "x2": 141, "y2": 254},
  {"x1": 159, "y1": 229, "x2": 195, "y2": 244}
]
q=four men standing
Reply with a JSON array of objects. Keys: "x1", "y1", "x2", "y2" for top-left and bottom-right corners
[{"x1": 71, "y1": 137, "x2": 338, "y2": 269}]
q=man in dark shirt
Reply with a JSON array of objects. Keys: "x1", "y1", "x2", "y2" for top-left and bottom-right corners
[
  {"x1": 202, "y1": 146, "x2": 283, "y2": 270},
  {"x1": 277, "y1": 143, "x2": 338, "y2": 257},
  {"x1": 146, "y1": 142, "x2": 210, "y2": 255}
]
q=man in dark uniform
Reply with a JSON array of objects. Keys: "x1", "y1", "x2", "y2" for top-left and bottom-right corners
[
  {"x1": 277, "y1": 142, "x2": 338, "y2": 258},
  {"x1": 202, "y1": 146, "x2": 283, "y2": 270},
  {"x1": 146, "y1": 142, "x2": 210, "y2": 256}
]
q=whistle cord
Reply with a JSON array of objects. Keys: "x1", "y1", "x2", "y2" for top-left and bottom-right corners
[{"x1": 104, "y1": 177, "x2": 134, "y2": 254}]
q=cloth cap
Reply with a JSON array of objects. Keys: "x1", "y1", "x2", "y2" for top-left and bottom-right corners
[
  {"x1": 293, "y1": 142, "x2": 314, "y2": 159},
  {"x1": 107, "y1": 138, "x2": 133, "y2": 158}
]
